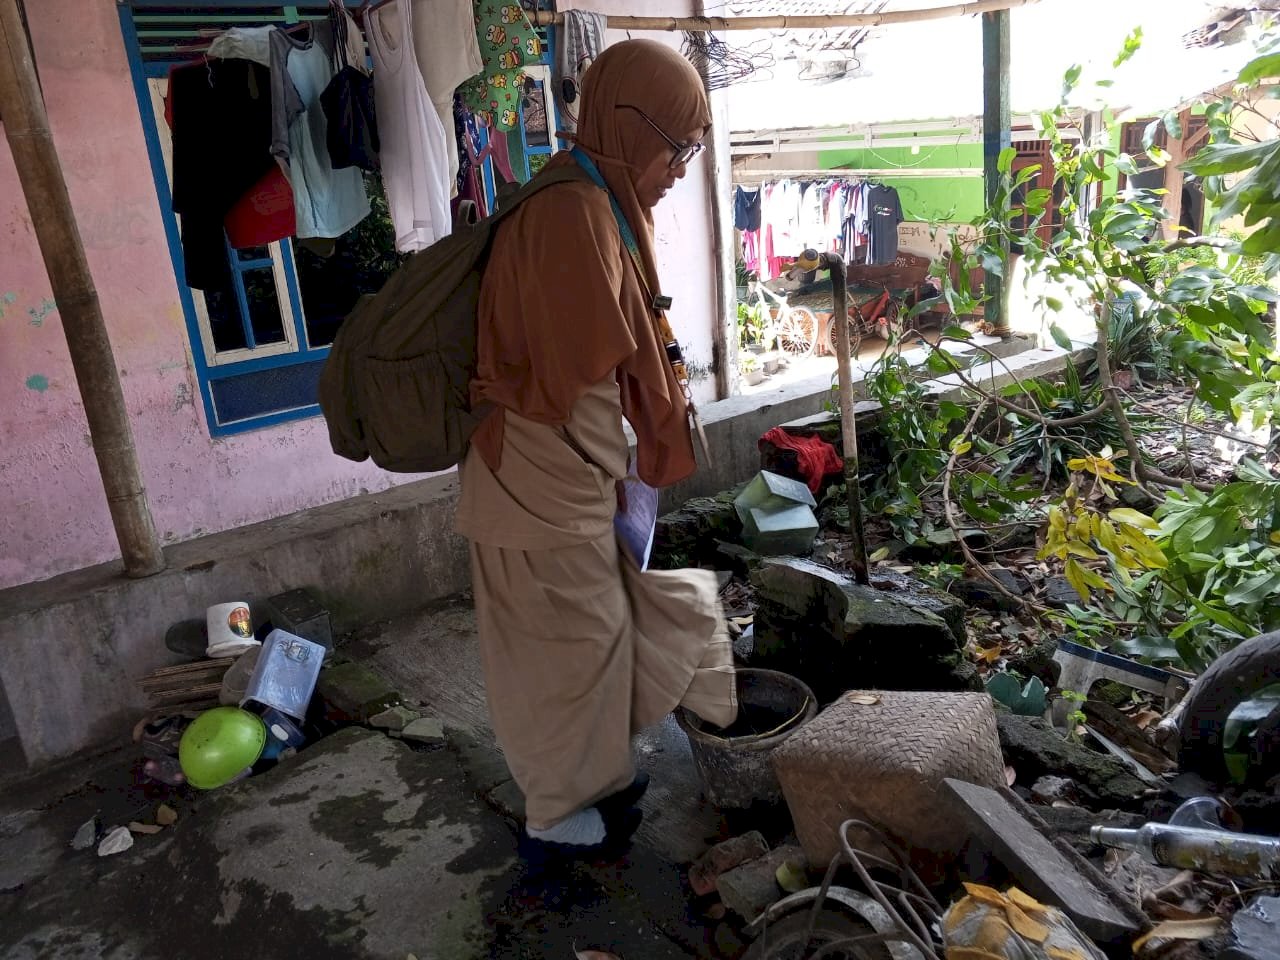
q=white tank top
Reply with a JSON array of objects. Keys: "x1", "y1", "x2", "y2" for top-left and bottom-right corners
[{"x1": 367, "y1": 0, "x2": 452, "y2": 252}]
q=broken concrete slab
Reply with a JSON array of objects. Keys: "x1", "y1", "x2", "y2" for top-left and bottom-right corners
[
  {"x1": 368, "y1": 705, "x2": 419, "y2": 732},
  {"x1": 750, "y1": 557, "x2": 969, "y2": 701},
  {"x1": 315, "y1": 661, "x2": 401, "y2": 723},
  {"x1": 945, "y1": 779, "x2": 1144, "y2": 944},
  {"x1": 997, "y1": 714, "x2": 1149, "y2": 810},
  {"x1": 401, "y1": 718, "x2": 445, "y2": 745},
  {"x1": 97, "y1": 826, "x2": 132, "y2": 857},
  {"x1": 70, "y1": 818, "x2": 97, "y2": 850},
  {"x1": 689, "y1": 831, "x2": 769, "y2": 897},
  {"x1": 716, "y1": 844, "x2": 806, "y2": 921}
]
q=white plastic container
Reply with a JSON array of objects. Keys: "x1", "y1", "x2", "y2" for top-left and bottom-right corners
[{"x1": 242, "y1": 629, "x2": 324, "y2": 721}]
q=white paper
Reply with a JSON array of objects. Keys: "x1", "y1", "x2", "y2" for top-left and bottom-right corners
[{"x1": 614, "y1": 467, "x2": 657, "y2": 571}]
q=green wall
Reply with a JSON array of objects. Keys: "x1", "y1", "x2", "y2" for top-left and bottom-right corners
[{"x1": 820, "y1": 142, "x2": 986, "y2": 222}]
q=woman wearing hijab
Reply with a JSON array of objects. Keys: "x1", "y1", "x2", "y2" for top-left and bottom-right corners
[{"x1": 454, "y1": 39, "x2": 738, "y2": 860}]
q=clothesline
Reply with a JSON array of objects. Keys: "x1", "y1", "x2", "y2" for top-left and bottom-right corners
[
  {"x1": 734, "y1": 167, "x2": 983, "y2": 182},
  {"x1": 533, "y1": 0, "x2": 1038, "y2": 32}
]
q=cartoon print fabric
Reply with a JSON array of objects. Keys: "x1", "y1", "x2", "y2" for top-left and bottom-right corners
[{"x1": 460, "y1": 1, "x2": 542, "y2": 130}]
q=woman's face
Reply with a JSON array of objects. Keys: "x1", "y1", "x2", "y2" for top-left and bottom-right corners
[{"x1": 633, "y1": 124, "x2": 705, "y2": 209}]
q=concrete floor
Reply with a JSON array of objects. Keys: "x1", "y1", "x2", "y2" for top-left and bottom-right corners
[
  {"x1": 0, "y1": 601, "x2": 750, "y2": 960},
  {"x1": 344, "y1": 597, "x2": 740, "y2": 867}
]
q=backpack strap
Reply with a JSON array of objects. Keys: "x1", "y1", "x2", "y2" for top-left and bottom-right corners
[{"x1": 487, "y1": 162, "x2": 594, "y2": 222}]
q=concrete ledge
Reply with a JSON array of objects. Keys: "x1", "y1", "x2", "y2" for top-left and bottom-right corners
[
  {"x1": 0, "y1": 331, "x2": 1087, "y2": 768},
  {"x1": 0, "y1": 472, "x2": 468, "y2": 767}
]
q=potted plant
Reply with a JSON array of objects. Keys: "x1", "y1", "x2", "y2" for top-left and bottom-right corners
[
  {"x1": 735, "y1": 259, "x2": 756, "y2": 302},
  {"x1": 741, "y1": 353, "x2": 764, "y2": 385},
  {"x1": 737, "y1": 302, "x2": 768, "y2": 355}
]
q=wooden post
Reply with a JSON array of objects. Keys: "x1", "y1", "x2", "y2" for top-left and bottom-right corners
[
  {"x1": 693, "y1": 0, "x2": 736, "y2": 400},
  {"x1": 1161, "y1": 107, "x2": 1192, "y2": 241},
  {"x1": 982, "y1": 8, "x2": 1011, "y2": 335},
  {"x1": 0, "y1": 0, "x2": 165, "y2": 578}
]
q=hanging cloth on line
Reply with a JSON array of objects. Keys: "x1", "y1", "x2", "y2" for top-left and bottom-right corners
[
  {"x1": 460, "y1": 1, "x2": 543, "y2": 130},
  {"x1": 320, "y1": 0, "x2": 380, "y2": 172},
  {"x1": 367, "y1": 0, "x2": 453, "y2": 252}
]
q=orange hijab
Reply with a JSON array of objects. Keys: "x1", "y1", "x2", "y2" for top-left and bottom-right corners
[{"x1": 470, "y1": 39, "x2": 711, "y2": 488}]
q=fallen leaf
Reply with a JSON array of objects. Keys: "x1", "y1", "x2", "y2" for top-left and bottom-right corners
[
  {"x1": 869, "y1": 546, "x2": 890, "y2": 562},
  {"x1": 1005, "y1": 765, "x2": 1017, "y2": 786},
  {"x1": 1134, "y1": 709, "x2": 1163, "y2": 730},
  {"x1": 846, "y1": 693, "x2": 882, "y2": 706},
  {"x1": 979, "y1": 647, "x2": 1003, "y2": 664},
  {"x1": 1132, "y1": 918, "x2": 1225, "y2": 953},
  {"x1": 128, "y1": 821, "x2": 163, "y2": 835},
  {"x1": 155, "y1": 804, "x2": 178, "y2": 827}
]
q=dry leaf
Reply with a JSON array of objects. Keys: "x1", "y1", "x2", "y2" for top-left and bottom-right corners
[
  {"x1": 1006, "y1": 903, "x2": 1050, "y2": 943},
  {"x1": 155, "y1": 804, "x2": 178, "y2": 827},
  {"x1": 1131, "y1": 918, "x2": 1225, "y2": 953},
  {"x1": 1005, "y1": 765, "x2": 1017, "y2": 787},
  {"x1": 846, "y1": 693, "x2": 882, "y2": 706},
  {"x1": 1134, "y1": 710, "x2": 1163, "y2": 730},
  {"x1": 573, "y1": 950, "x2": 621, "y2": 960},
  {"x1": 979, "y1": 647, "x2": 1003, "y2": 664},
  {"x1": 128, "y1": 821, "x2": 163, "y2": 835},
  {"x1": 1007, "y1": 888, "x2": 1048, "y2": 914}
]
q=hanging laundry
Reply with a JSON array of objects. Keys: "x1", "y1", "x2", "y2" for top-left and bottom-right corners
[
  {"x1": 412, "y1": 0, "x2": 484, "y2": 190},
  {"x1": 733, "y1": 185, "x2": 761, "y2": 232},
  {"x1": 460, "y1": 0, "x2": 543, "y2": 131},
  {"x1": 866, "y1": 183, "x2": 904, "y2": 265},
  {"x1": 368, "y1": 0, "x2": 452, "y2": 252},
  {"x1": 552, "y1": 9, "x2": 606, "y2": 135},
  {"x1": 199, "y1": 27, "x2": 301, "y2": 251},
  {"x1": 167, "y1": 58, "x2": 277, "y2": 289},
  {"x1": 321, "y1": 1, "x2": 380, "y2": 172},
  {"x1": 269, "y1": 24, "x2": 371, "y2": 239}
]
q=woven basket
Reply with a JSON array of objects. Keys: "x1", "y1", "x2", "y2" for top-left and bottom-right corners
[{"x1": 771, "y1": 690, "x2": 1005, "y2": 867}]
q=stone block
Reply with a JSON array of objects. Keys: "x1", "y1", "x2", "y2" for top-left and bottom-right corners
[
  {"x1": 264, "y1": 588, "x2": 333, "y2": 654},
  {"x1": 750, "y1": 557, "x2": 967, "y2": 702},
  {"x1": 689, "y1": 831, "x2": 769, "y2": 897},
  {"x1": 996, "y1": 714, "x2": 1147, "y2": 810},
  {"x1": 315, "y1": 661, "x2": 400, "y2": 723},
  {"x1": 944, "y1": 779, "x2": 1143, "y2": 943},
  {"x1": 651, "y1": 488, "x2": 744, "y2": 570},
  {"x1": 716, "y1": 844, "x2": 806, "y2": 921}
]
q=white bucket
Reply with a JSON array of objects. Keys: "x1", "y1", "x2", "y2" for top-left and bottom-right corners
[{"x1": 206, "y1": 601, "x2": 259, "y2": 658}]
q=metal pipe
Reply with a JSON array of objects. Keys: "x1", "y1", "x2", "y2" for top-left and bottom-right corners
[
  {"x1": 797, "y1": 248, "x2": 870, "y2": 584},
  {"x1": 0, "y1": 0, "x2": 165, "y2": 578}
]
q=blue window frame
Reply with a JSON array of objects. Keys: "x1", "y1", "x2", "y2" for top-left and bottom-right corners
[
  {"x1": 118, "y1": 2, "x2": 379, "y2": 436},
  {"x1": 119, "y1": 0, "x2": 562, "y2": 435}
]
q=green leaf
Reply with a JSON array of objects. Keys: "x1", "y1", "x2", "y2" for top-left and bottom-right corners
[
  {"x1": 997, "y1": 146, "x2": 1016, "y2": 175},
  {"x1": 950, "y1": 436, "x2": 973, "y2": 456},
  {"x1": 1162, "y1": 110, "x2": 1183, "y2": 142},
  {"x1": 1113, "y1": 27, "x2": 1143, "y2": 68},
  {"x1": 1225, "y1": 571, "x2": 1280, "y2": 607},
  {"x1": 1109, "y1": 508, "x2": 1159, "y2": 530},
  {"x1": 1115, "y1": 153, "x2": 1139, "y2": 176},
  {"x1": 1240, "y1": 52, "x2": 1280, "y2": 84},
  {"x1": 926, "y1": 349, "x2": 960, "y2": 375},
  {"x1": 1142, "y1": 118, "x2": 1162, "y2": 153},
  {"x1": 942, "y1": 324, "x2": 973, "y2": 341},
  {"x1": 1048, "y1": 322, "x2": 1073, "y2": 350},
  {"x1": 1185, "y1": 140, "x2": 1278, "y2": 176},
  {"x1": 1146, "y1": 144, "x2": 1171, "y2": 169}
]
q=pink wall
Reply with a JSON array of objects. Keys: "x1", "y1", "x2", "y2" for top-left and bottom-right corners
[{"x1": 0, "y1": 0, "x2": 720, "y2": 590}]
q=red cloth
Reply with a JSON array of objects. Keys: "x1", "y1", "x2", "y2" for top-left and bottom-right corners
[
  {"x1": 224, "y1": 166, "x2": 296, "y2": 249},
  {"x1": 759, "y1": 427, "x2": 843, "y2": 494}
]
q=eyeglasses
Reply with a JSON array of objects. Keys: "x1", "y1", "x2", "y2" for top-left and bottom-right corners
[{"x1": 618, "y1": 104, "x2": 705, "y2": 168}]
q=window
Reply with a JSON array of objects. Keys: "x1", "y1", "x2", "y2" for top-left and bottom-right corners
[{"x1": 119, "y1": 2, "x2": 403, "y2": 435}]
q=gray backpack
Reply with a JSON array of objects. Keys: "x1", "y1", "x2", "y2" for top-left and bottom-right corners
[{"x1": 319, "y1": 163, "x2": 592, "y2": 473}]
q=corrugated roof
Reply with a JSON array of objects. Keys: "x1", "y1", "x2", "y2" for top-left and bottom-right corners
[{"x1": 720, "y1": 0, "x2": 890, "y2": 64}]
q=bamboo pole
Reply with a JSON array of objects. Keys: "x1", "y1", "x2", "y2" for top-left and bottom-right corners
[
  {"x1": 535, "y1": 0, "x2": 1039, "y2": 32},
  {"x1": 0, "y1": 0, "x2": 165, "y2": 578},
  {"x1": 692, "y1": 0, "x2": 735, "y2": 400}
]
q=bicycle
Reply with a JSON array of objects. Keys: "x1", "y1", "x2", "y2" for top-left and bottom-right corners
[{"x1": 746, "y1": 280, "x2": 820, "y2": 358}]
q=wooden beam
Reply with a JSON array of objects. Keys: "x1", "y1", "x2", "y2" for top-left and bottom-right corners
[
  {"x1": 1162, "y1": 107, "x2": 1193, "y2": 240},
  {"x1": 0, "y1": 0, "x2": 165, "y2": 578},
  {"x1": 534, "y1": 0, "x2": 1040, "y2": 32},
  {"x1": 982, "y1": 8, "x2": 1011, "y2": 335}
]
